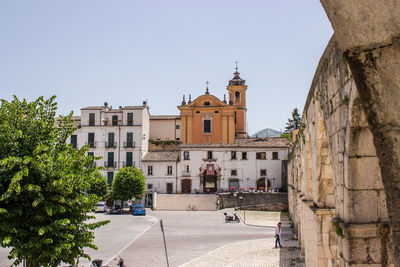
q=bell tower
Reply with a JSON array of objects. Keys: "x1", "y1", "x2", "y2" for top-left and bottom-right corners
[{"x1": 227, "y1": 63, "x2": 247, "y2": 138}]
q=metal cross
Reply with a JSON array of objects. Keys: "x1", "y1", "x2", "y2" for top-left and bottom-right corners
[
  {"x1": 235, "y1": 61, "x2": 239, "y2": 71},
  {"x1": 205, "y1": 81, "x2": 209, "y2": 88}
]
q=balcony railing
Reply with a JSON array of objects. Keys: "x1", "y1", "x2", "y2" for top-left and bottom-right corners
[
  {"x1": 105, "y1": 142, "x2": 117, "y2": 148},
  {"x1": 85, "y1": 142, "x2": 97, "y2": 148},
  {"x1": 124, "y1": 141, "x2": 136, "y2": 148},
  {"x1": 104, "y1": 161, "x2": 117, "y2": 168},
  {"x1": 122, "y1": 161, "x2": 135, "y2": 167}
]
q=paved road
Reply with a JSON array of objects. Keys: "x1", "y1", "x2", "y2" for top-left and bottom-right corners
[
  {"x1": 0, "y1": 212, "x2": 157, "y2": 267},
  {"x1": 0, "y1": 210, "x2": 275, "y2": 267},
  {"x1": 116, "y1": 209, "x2": 274, "y2": 267}
]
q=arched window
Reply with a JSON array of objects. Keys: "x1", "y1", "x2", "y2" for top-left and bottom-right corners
[{"x1": 235, "y1": 91, "x2": 240, "y2": 100}]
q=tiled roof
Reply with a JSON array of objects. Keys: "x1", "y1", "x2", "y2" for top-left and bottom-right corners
[
  {"x1": 180, "y1": 138, "x2": 289, "y2": 148},
  {"x1": 150, "y1": 115, "x2": 180, "y2": 120},
  {"x1": 142, "y1": 151, "x2": 180, "y2": 162},
  {"x1": 81, "y1": 106, "x2": 104, "y2": 110}
]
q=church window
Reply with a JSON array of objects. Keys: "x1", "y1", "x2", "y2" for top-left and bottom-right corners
[
  {"x1": 183, "y1": 151, "x2": 190, "y2": 160},
  {"x1": 214, "y1": 111, "x2": 219, "y2": 113},
  {"x1": 204, "y1": 119, "x2": 211, "y2": 133},
  {"x1": 235, "y1": 91, "x2": 240, "y2": 100},
  {"x1": 204, "y1": 102, "x2": 210, "y2": 106},
  {"x1": 196, "y1": 111, "x2": 200, "y2": 113}
]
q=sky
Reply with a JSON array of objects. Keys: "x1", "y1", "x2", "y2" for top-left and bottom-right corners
[{"x1": 0, "y1": 0, "x2": 333, "y2": 135}]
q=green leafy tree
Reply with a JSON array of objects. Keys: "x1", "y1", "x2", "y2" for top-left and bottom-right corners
[
  {"x1": 88, "y1": 170, "x2": 108, "y2": 200},
  {"x1": 0, "y1": 96, "x2": 109, "y2": 266},
  {"x1": 112, "y1": 167, "x2": 146, "y2": 202},
  {"x1": 283, "y1": 107, "x2": 302, "y2": 134}
]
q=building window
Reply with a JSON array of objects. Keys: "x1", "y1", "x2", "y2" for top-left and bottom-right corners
[
  {"x1": 107, "y1": 152, "x2": 114, "y2": 167},
  {"x1": 260, "y1": 169, "x2": 267, "y2": 176},
  {"x1": 231, "y1": 169, "x2": 237, "y2": 176},
  {"x1": 107, "y1": 132, "x2": 115, "y2": 148},
  {"x1": 204, "y1": 101, "x2": 210, "y2": 106},
  {"x1": 89, "y1": 113, "x2": 95, "y2": 126},
  {"x1": 107, "y1": 172, "x2": 114, "y2": 185},
  {"x1": 175, "y1": 125, "x2": 180, "y2": 129},
  {"x1": 183, "y1": 151, "x2": 190, "y2": 160},
  {"x1": 147, "y1": 184, "x2": 153, "y2": 190},
  {"x1": 207, "y1": 151, "x2": 213, "y2": 159},
  {"x1": 185, "y1": 165, "x2": 190, "y2": 173},
  {"x1": 256, "y1": 152, "x2": 266, "y2": 160},
  {"x1": 148, "y1": 166, "x2": 153, "y2": 175},
  {"x1": 70, "y1": 135, "x2": 77, "y2": 149},
  {"x1": 126, "y1": 132, "x2": 134, "y2": 147},
  {"x1": 127, "y1": 112, "x2": 133, "y2": 126},
  {"x1": 167, "y1": 166, "x2": 173, "y2": 175},
  {"x1": 88, "y1": 152, "x2": 94, "y2": 157},
  {"x1": 231, "y1": 151, "x2": 237, "y2": 160},
  {"x1": 235, "y1": 91, "x2": 240, "y2": 100},
  {"x1": 112, "y1": 115, "x2": 118, "y2": 126},
  {"x1": 272, "y1": 152, "x2": 279, "y2": 160},
  {"x1": 214, "y1": 110, "x2": 219, "y2": 113},
  {"x1": 242, "y1": 152, "x2": 247, "y2": 160},
  {"x1": 88, "y1": 133, "x2": 95, "y2": 148},
  {"x1": 203, "y1": 119, "x2": 211, "y2": 133},
  {"x1": 126, "y1": 152, "x2": 133, "y2": 167}
]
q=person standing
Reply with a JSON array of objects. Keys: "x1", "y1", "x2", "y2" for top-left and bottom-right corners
[{"x1": 274, "y1": 222, "x2": 282, "y2": 248}]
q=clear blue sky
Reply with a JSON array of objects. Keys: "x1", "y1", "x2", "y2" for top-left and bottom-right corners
[{"x1": 0, "y1": 0, "x2": 333, "y2": 135}]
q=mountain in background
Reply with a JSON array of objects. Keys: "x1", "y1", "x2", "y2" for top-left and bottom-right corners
[{"x1": 251, "y1": 128, "x2": 282, "y2": 138}]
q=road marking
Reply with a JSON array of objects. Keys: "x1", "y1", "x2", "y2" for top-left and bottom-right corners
[{"x1": 104, "y1": 215, "x2": 158, "y2": 265}]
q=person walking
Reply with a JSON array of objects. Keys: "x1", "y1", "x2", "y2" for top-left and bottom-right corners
[{"x1": 274, "y1": 222, "x2": 282, "y2": 248}]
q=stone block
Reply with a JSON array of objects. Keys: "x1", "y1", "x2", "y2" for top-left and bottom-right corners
[
  {"x1": 344, "y1": 189, "x2": 378, "y2": 223},
  {"x1": 348, "y1": 127, "x2": 377, "y2": 157},
  {"x1": 377, "y1": 190, "x2": 390, "y2": 222},
  {"x1": 345, "y1": 157, "x2": 383, "y2": 190},
  {"x1": 368, "y1": 237, "x2": 382, "y2": 263}
]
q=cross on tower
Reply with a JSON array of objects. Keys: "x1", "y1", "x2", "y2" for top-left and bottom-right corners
[
  {"x1": 205, "y1": 80, "x2": 209, "y2": 89},
  {"x1": 235, "y1": 61, "x2": 239, "y2": 71},
  {"x1": 205, "y1": 81, "x2": 210, "y2": 94}
]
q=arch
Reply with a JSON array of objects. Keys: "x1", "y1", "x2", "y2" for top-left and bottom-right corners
[{"x1": 234, "y1": 91, "x2": 240, "y2": 100}]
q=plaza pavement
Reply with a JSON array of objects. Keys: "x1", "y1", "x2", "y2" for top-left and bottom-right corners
[{"x1": 0, "y1": 209, "x2": 303, "y2": 267}]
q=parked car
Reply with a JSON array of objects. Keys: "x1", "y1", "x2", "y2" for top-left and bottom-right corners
[
  {"x1": 108, "y1": 205, "x2": 122, "y2": 214},
  {"x1": 93, "y1": 201, "x2": 107, "y2": 213},
  {"x1": 132, "y1": 205, "x2": 146, "y2": 216}
]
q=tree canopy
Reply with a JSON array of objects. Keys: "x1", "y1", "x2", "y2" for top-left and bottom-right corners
[
  {"x1": 88, "y1": 170, "x2": 108, "y2": 200},
  {"x1": 283, "y1": 107, "x2": 302, "y2": 134},
  {"x1": 112, "y1": 167, "x2": 146, "y2": 202},
  {"x1": 0, "y1": 96, "x2": 108, "y2": 266}
]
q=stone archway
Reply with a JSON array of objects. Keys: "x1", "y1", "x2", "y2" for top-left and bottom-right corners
[{"x1": 320, "y1": 2, "x2": 400, "y2": 263}]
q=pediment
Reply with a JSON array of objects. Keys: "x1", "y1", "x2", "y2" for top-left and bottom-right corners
[{"x1": 187, "y1": 94, "x2": 227, "y2": 108}]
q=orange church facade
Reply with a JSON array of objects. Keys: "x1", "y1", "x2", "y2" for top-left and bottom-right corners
[{"x1": 178, "y1": 70, "x2": 248, "y2": 144}]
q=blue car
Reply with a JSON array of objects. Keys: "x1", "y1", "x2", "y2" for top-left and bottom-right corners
[{"x1": 133, "y1": 205, "x2": 146, "y2": 216}]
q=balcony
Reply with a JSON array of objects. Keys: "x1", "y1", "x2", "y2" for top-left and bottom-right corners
[
  {"x1": 85, "y1": 142, "x2": 97, "y2": 148},
  {"x1": 122, "y1": 161, "x2": 135, "y2": 167},
  {"x1": 104, "y1": 161, "x2": 117, "y2": 168},
  {"x1": 124, "y1": 141, "x2": 136, "y2": 148},
  {"x1": 182, "y1": 172, "x2": 191, "y2": 177},
  {"x1": 105, "y1": 142, "x2": 117, "y2": 148}
]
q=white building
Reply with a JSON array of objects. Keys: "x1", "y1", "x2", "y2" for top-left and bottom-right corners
[
  {"x1": 69, "y1": 102, "x2": 150, "y2": 183},
  {"x1": 140, "y1": 138, "x2": 289, "y2": 194}
]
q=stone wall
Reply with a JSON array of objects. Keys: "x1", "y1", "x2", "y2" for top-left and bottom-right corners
[
  {"x1": 288, "y1": 35, "x2": 393, "y2": 266},
  {"x1": 154, "y1": 193, "x2": 217, "y2": 211},
  {"x1": 218, "y1": 192, "x2": 288, "y2": 210}
]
